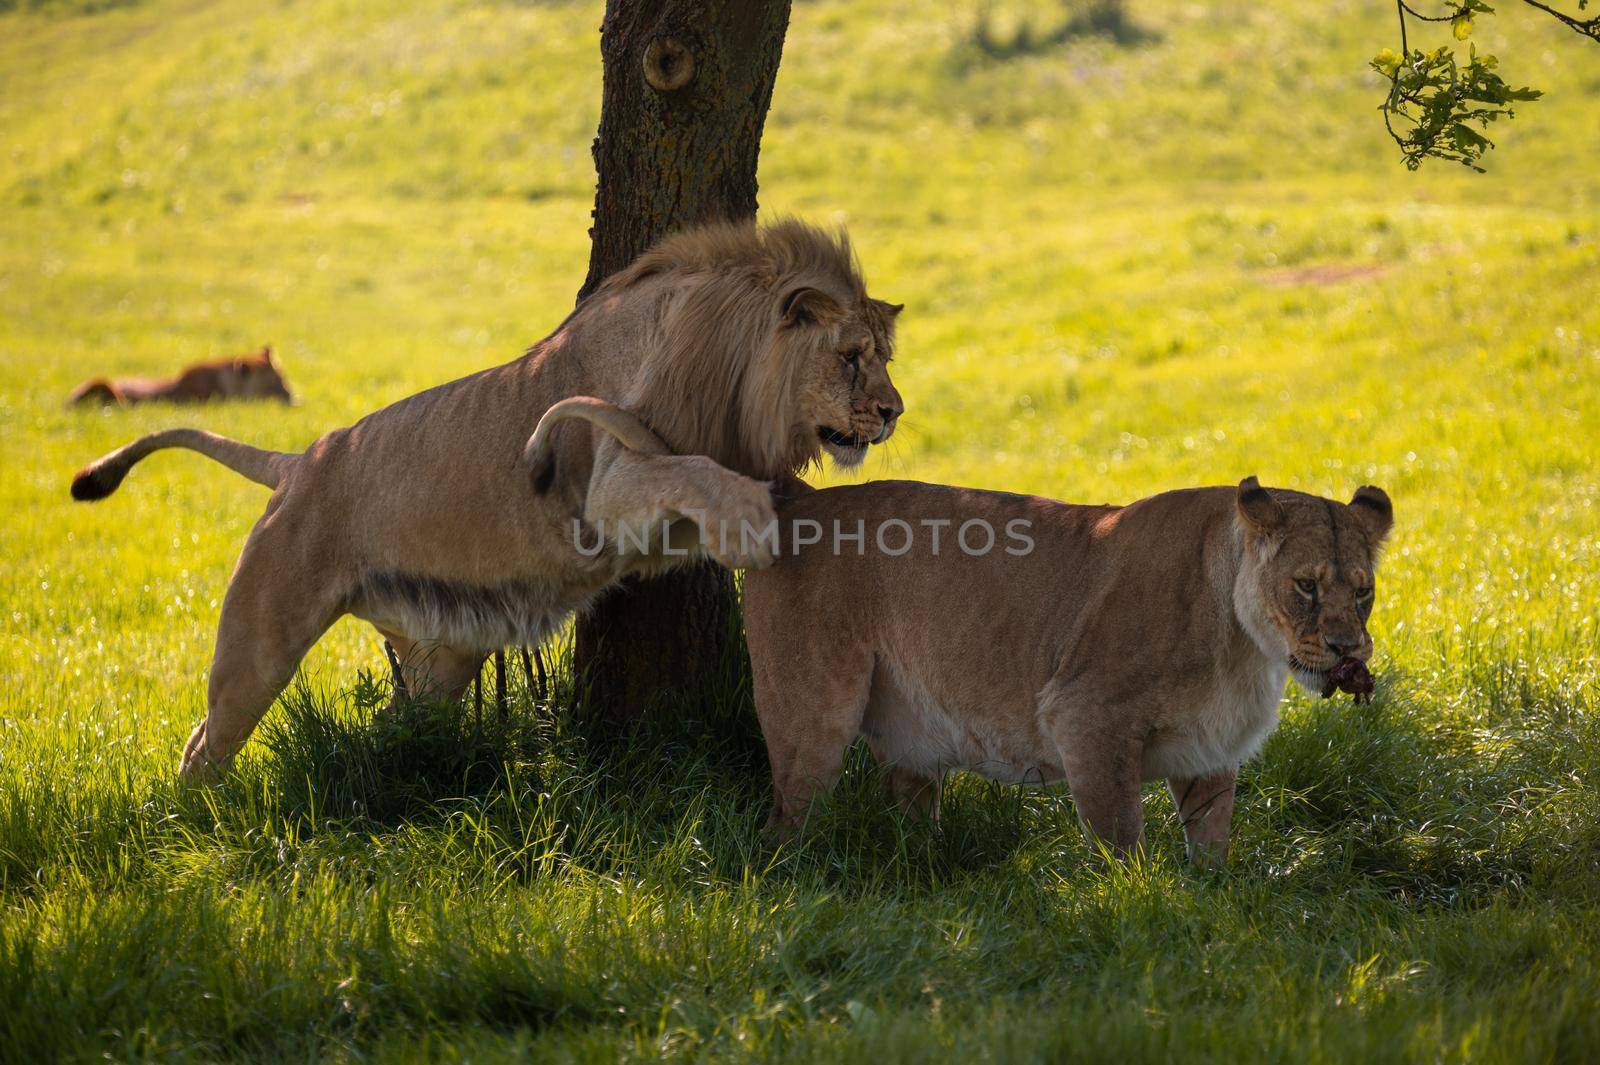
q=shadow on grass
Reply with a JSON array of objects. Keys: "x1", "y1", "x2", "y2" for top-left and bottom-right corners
[
  {"x1": 954, "y1": 0, "x2": 1161, "y2": 70},
  {"x1": 1240, "y1": 661, "x2": 1600, "y2": 904},
  {"x1": 101, "y1": 634, "x2": 1595, "y2": 907},
  {"x1": 0, "y1": 0, "x2": 143, "y2": 14},
  {"x1": 5, "y1": 640, "x2": 1599, "y2": 1060},
  {"x1": 240, "y1": 635, "x2": 1085, "y2": 896},
  {"x1": 261, "y1": 672, "x2": 556, "y2": 827}
]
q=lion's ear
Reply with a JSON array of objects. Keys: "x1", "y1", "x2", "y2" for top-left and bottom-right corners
[
  {"x1": 779, "y1": 286, "x2": 845, "y2": 328},
  {"x1": 261, "y1": 345, "x2": 276, "y2": 365},
  {"x1": 1236, "y1": 475, "x2": 1285, "y2": 534},
  {"x1": 871, "y1": 298, "x2": 905, "y2": 318},
  {"x1": 1348, "y1": 485, "x2": 1393, "y2": 544}
]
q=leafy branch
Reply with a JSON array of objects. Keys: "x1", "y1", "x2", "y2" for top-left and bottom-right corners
[{"x1": 1374, "y1": 0, "x2": 1598, "y2": 170}]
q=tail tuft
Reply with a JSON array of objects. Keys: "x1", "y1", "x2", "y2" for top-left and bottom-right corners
[
  {"x1": 70, "y1": 461, "x2": 126, "y2": 501},
  {"x1": 67, "y1": 428, "x2": 287, "y2": 503}
]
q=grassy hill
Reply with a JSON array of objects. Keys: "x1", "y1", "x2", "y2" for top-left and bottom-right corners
[{"x1": 2, "y1": 0, "x2": 1598, "y2": 1059}]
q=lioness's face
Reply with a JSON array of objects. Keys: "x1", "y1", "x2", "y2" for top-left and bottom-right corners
[
  {"x1": 782, "y1": 289, "x2": 904, "y2": 470},
  {"x1": 1235, "y1": 477, "x2": 1394, "y2": 694},
  {"x1": 236, "y1": 348, "x2": 294, "y2": 404}
]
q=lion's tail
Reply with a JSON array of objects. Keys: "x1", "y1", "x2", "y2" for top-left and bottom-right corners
[
  {"x1": 71, "y1": 428, "x2": 295, "y2": 501},
  {"x1": 523, "y1": 396, "x2": 669, "y2": 494}
]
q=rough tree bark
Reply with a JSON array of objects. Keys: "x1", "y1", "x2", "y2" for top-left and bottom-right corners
[{"x1": 573, "y1": 0, "x2": 793, "y2": 722}]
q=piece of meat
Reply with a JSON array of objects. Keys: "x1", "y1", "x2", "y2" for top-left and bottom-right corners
[{"x1": 1320, "y1": 656, "x2": 1375, "y2": 704}]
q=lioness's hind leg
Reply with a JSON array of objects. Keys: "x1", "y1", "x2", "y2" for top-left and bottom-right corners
[
  {"x1": 863, "y1": 668, "x2": 942, "y2": 823},
  {"x1": 871, "y1": 751, "x2": 943, "y2": 824},
  {"x1": 179, "y1": 520, "x2": 343, "y2": 782}
]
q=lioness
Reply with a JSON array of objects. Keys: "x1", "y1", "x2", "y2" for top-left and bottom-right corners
[
  {"x1": 67, "y1": 346, "x2": 293, "y2": 406},
  {"x1": 70, "y1": 220, "x2": 904, "y2": 781},
  {"x1": 740, "y1": 474, "x2": 1392, "y2": 866}
]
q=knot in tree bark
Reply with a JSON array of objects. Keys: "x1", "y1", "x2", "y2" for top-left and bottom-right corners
[{"x1": 643, "y1": 36, "x2": 695, "y2": 92}]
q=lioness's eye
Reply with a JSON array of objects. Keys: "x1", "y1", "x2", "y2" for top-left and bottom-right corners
[
  {"x1": 1294, "y1": 578, "x2": 1317, "y2": 599},
  {"x1": 1356, "y1": 586, "x2": 1374, "y2": 602}
]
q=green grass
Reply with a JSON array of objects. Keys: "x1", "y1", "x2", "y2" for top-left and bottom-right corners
[{"x1": 3, "y1": 0, "x2": 1599, "y2": 1059}]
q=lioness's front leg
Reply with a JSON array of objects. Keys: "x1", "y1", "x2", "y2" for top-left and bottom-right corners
[
  {"x1": 1048, "y1": 694, "x2": 1146, "y2": 859},
  {"x1": 1166, "y1": 768, "x2": 1237, "y2": 869},
  {"x1": 585, "y1": 447, "x2": 778, "y2": 570}
]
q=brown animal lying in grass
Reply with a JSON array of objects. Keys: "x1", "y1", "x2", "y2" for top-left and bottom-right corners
[
  {"x1": 67, "y1": 346, "x2": 293, "y2": 407},
  {"x1": 738, "y1": 474, "x2": 1392, "y2": 866}
]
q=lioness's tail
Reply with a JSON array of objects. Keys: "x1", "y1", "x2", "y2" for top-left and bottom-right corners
[
  {"x1": 71, "y1": 428, "x2": 295, "y2": 501},
  {"x1": 67, "y1": 378, "x2": 123, "y2": 407},
  {"x1": 523, "y1": 396, "x2": 669, "y2": 495}
]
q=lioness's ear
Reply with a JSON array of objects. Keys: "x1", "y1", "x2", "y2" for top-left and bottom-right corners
[
  {"x1": 1237, "y1": 475, "x2": 1285, "y2": 534},
  {"x1": 261, "y1": 345, "x2": 276, "y2": 365},
  {"x1": 1348, "y1": 485, "x2": 1393, "y2": 544},
  {"x1": 780, "y1": 286, "x2": 845, "y2": 328},
  {"x1": 870, "y1": 298, "x2": 905, "y2": 318}
]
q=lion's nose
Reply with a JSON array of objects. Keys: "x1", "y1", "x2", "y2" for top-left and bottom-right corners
[{"x1": 877, "y1": 403, "x2": 902, "y2": 425}]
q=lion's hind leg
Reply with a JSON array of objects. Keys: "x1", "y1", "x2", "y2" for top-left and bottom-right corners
[
  {"x1": 373, "y1": 630, "x2": 488, "y2": 713},
  {"x1": 179, "y1": 516, "x2": 344, "y2": 783}
]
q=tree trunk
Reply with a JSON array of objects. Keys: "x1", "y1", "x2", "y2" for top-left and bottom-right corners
[{"x1": 573, "y1": 0, "x2": 793, "y2": 722}]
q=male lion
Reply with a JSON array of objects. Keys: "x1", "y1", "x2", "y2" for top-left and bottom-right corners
[
  {"x1": 737, "y1": 473, "x2": 1391, "y2": 866},
  {"x1": 69, "y1": 220, "x2": 904, "y2": 781},
  {"x1": 67, "y1": 346, "x2": 294, "y2": 407}
]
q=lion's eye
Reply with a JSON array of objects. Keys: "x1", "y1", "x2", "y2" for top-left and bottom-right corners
[
  {"x1": 1356, "y1": 586, "x2": 1375, "y2": 603},
  {"x1": 840, "y1": 348, "x2": 861, "y2": 367},
  {"x1": 1294, "y1": 578, "x2": 1317, "y2": 599}
]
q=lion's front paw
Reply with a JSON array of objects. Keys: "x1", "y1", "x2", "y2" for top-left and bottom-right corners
[{"x1": 703, "y1": 483, "x2": 779, "y2": 571}]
